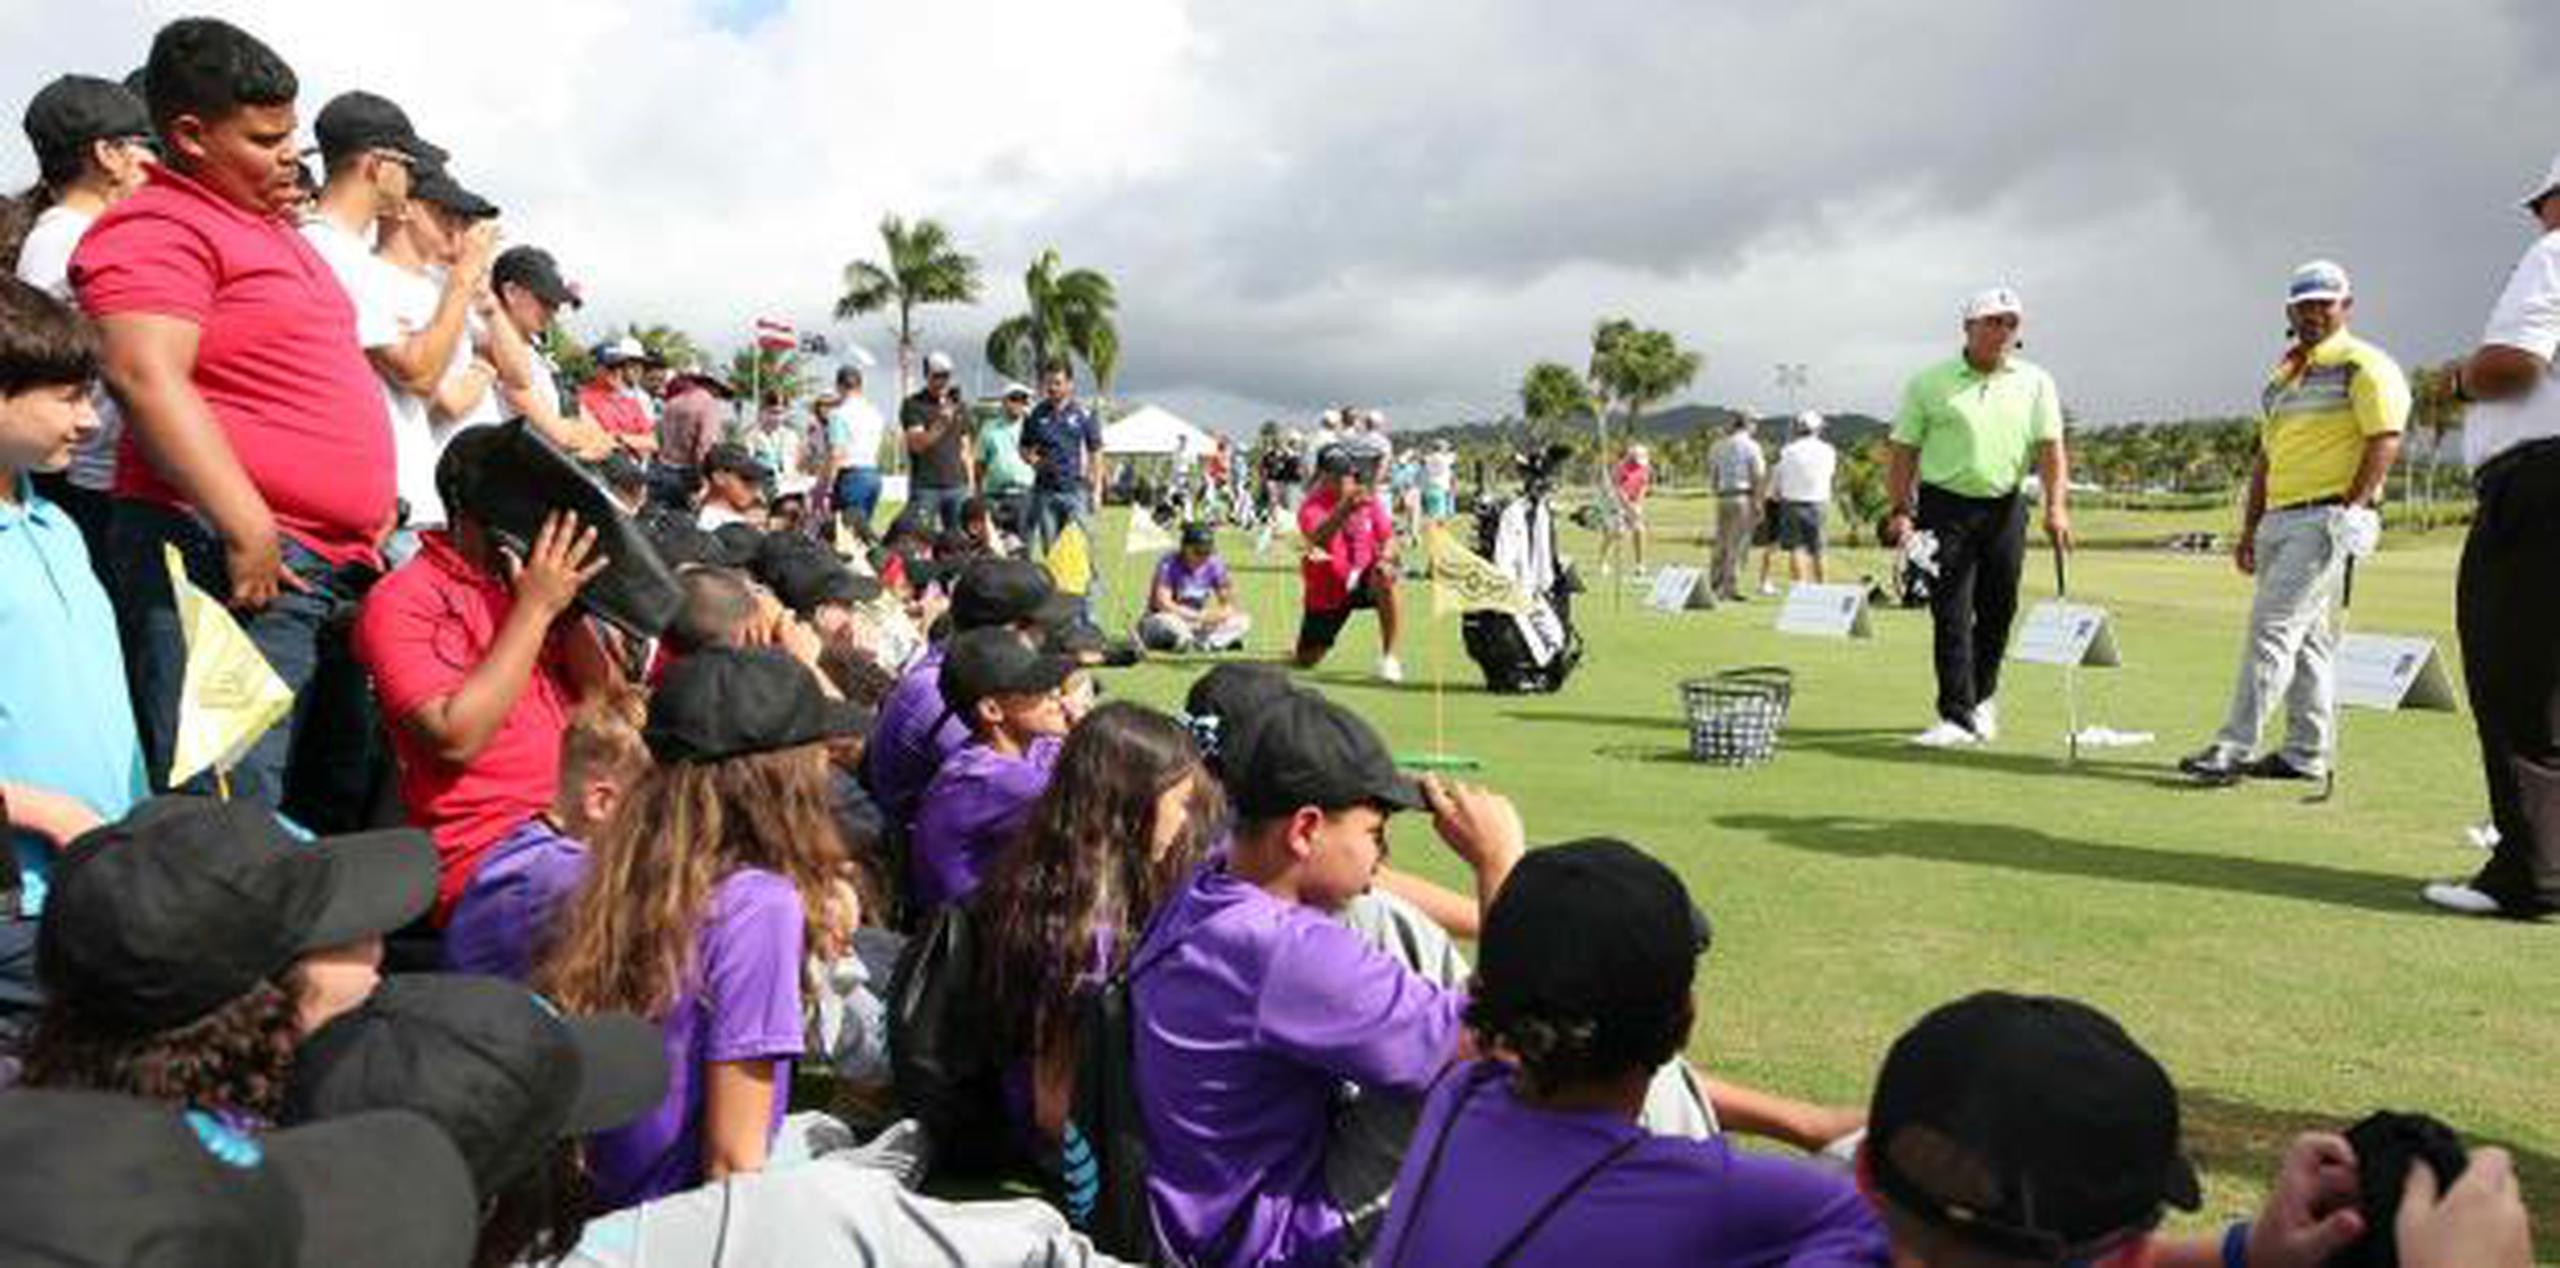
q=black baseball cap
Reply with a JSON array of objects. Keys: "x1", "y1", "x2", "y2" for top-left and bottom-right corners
[
  {"x1": 286, "y1": 974, "x2": 667, "y2": 1197},
  {"x1": 408, "y1": 161, "x2": 498, "y2": 219},
  {"x1": 0, "y1": 1089, "x2": 477, "y2": 1268},
  {"x1": 704, "y1": 441, "x2": 772, "y2": 483},
  {"x1": 1226, "y1": 691, "x2": 1422, "y2": 821},
  {"x1": 493, "y1": 244, "x2": 581, "y2": 309},
  {"x1": 1183, "y1": 662, "x2": 1302, "y2": 769},
  {"x1": 1868, "y1": 992, "x2": 2202, "y2": 1262},
  {"x1": 940, "y1": 626, "x2": 1076, "y2": 721},
  {"x1": 22, "y1": 74, "x2": 152, "y2": 166},
  {"x1": 709, "y1": 519, "x2": 768, "y2": 567},
  {"x1": 310, "y1": 90, "x2": 447, "y2": 167},
  {"x1": 949, "y1": 556, "x2": 1079, "y2": 632},
  {"x1": 646, "y1": 646, "x2": 866, "y2": 763},
  {"x1": 38, "y1": 796, "x2": 438, "y2": 1035},
  {"x1": 1476, "y1": 838, "x2": 1710, "y2": 1025},
  {"x1": 1181, "y1": 521, "x2": 1216, "y2": 550},
  {"x1": 1316, "y1": 445, "x2": 1375, "y2": 479},
  {"x1": 766, "y1": 549, "x2": 881, "y2": 615}
]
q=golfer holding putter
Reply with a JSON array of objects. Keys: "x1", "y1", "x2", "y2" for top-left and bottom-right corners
[
  {"x1": 2179, "y1": 261, "x2": 2406, "y2": 786},
  {"x1": 1885, "y1": 287, "x2": 2073, "y2": 749}
]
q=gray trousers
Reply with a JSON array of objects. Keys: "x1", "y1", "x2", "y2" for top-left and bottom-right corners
[
  {"x1": 1711, "y1": 494, "x2": 1756, "y2": 597},
  {"x1": 1322, "y1": 890, "x2": 1716, "y2": 1263},
  {"x1": 2211, "y1": 505, "x2": 2345, "y2": 771}
]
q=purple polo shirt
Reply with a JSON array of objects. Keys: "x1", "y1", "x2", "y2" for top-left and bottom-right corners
[
  {"x1": 1153, "y1": 553, "x2": 1230, "y2": 607},
  {"x1": 1371, "y1": 1061, "x2": 1889, "y2": 1268},
  {"x1": 858, "y1": 644, "x2": 970, "y2": 830},
  {"x1": 909, "y1": 735, "x2": 1063, "y2": 909},
  {"x1": 1131, "y1": 862, "x2": 1464, "y2": 1268},
  {"x1": 441, "y1": 816, "x2": 589, "y2": 981},
  {"x1": 588, "y1": 867, "x2": 807, "y2": 1212}
]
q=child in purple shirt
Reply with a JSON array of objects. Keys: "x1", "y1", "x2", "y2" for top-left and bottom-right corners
[
  {"x1": 443, "y1": 691, "x2": 650, "y2": 980},
  {"x1": 1131, "y1": 692, "x2": 1525, "y2": 1268},
  {"x1": 1370, "y1": 840, "x2": 1888, "y2": 1268},
  {"x1": 1138, "y1": 523, "x2": 1252, "y2": 653},
  {"x1": 909, "y1": 626, "x2": 1076, "y2": 909},
  {"x1": 535, "y1": 648, "x2": 866, "y2": 1211}
]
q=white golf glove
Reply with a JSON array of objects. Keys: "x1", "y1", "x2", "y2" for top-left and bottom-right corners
[
  {"x1": 2340, "y1": 505, "x2": 2382, "y2": 559},
  {"x1": 1904, "y1": 529, "x2": 1942, "y2": 578}
]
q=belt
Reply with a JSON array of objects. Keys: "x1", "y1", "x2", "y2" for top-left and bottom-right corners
[
  {"x1": 2474, "y1": 435, "x2": 2560, "y2": 495},
  {"x1": 2270, "y1": 495, "x2": 2345, "y2": 512}
]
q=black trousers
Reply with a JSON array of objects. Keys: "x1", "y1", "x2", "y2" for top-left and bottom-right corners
[
  {"x1": 1917, "y1": 484, "x2": 2027, "y2": 728},
  {"x1": 2459, "y1": 439, "x2": 2560, "y2": 915}
]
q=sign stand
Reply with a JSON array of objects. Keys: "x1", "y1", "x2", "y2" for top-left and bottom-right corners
[
  {"x1": 1643, "y1": 565, "x2": 1716, "y2": 613},
  {"x1": 1774, "y1": 582, "x2": 1873, "y2": 638},
  {"x1": 2336, "y1": 634, "x2": 2458, "y2": 711}
]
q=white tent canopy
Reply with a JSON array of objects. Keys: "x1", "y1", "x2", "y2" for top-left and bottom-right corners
[{"x1": 1102, "y1": 404, "x2": 1216, "y2": 457}]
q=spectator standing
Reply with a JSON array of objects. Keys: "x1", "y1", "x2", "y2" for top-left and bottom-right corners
[
  {"x1": 1021, "y1": 359, "x2": 1107, "y2": 559},
  {"x1": 479, "y1": 244, "x2": 606, "y2": 455},
  {"x1": 2426, "y1": 152, "x2": 2560, "y2": 919},
  {"x1": 1421, "y1": 439, "x2": 1457, "y2": 520},
  {"x1": 12, "y1": 74, "x2": 154, "y2": 558},
  {"x1": 72, "y1": 18, "x2": 398, "y2": 810},
  {"x1": 1769, "y1": 411, "x2": 1840, "y2": 585},
  {"x1": 375, "y1": 164, "x2": 503, "y2": 470},
  {"x1": 653, "y1": 370, "x2": 733, "y2": 511},
  {"x1": 1610, "y1": 442, "x2": 1653, "y2": 574},
  {"x1": 903, "y1": 350, "x2": 975, "y2": 533},
  {"x1": 299, "y1": 90, "x2": 466, "y2": 541},
  {"x1": 977, "y1": 381, "x2": 1037, "y2": 535},
  {"x1": 1706, "y1": 417, "x2": 1765, "y2": 601},
  {"x1": 1884, "y1": 287, "x2": 2073, "y2": 749},
  {"x1": 581, "y1": 336, "x2": 659, "y2": 459},
  {"x1": 2179, "y1": 262, "x2": 2406, "y2": 787},
  {"x1": 818, "y1": 363, "x2": 887, "y2": 536}
]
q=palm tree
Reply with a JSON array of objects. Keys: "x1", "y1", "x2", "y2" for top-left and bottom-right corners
[
  {"x1": 835, "y1": 215, "x2": 982, "y2": 404},
  {"x1": 1519, "y1": 361, "x2": 1592, "y2": 442},
  {"x1": 625, "y1": 323, "x2": 704, "y2": 372},
  {"x1": 1586, "y1": 318, "x2": 1703, "y2": 465},
  {"x1": 984, "y1": 248, "x2": 1120, "y2": 393},
  {"x1": 727, "y1": 344, "x2": 812, "y2": 408}
]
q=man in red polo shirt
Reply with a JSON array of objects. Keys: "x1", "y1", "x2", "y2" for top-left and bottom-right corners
[
  {"x1": 580, "y1": 336, "x2": 658, "y2": 459},
  {"x1": 71, "y1": 17, "x2": 398, "y2": 813},
  {"x1": 354, "y1": 425, "x2": 616, "y2": 920},
  {"x1": 1295, "y1": 445, "x2": 1405, "y2": 682}
]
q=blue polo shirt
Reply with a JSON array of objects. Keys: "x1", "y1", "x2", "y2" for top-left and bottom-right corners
[
  {"x1": 1022, "y1": 399, "x2": 1105, "y2": 493},
  {"x1": 0, "y1": 476, "x2": 146, "y2": 914}
]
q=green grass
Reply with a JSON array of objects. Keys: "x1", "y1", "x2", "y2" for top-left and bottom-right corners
[{"x1": 1080, "y1": 498, "x2": 2556, "y2": 1245}]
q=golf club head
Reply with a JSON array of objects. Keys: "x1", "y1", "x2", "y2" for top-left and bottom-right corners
[{"x1": 2305, "y1": 770, "x2": 2339, "y2": 805}]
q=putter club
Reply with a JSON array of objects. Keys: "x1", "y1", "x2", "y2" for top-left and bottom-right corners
[
  {"x1": 2308, "y1": 556, "x2": 2356, "y2": 804},
  {"x1": 2056, "y1": 540, "x2": 2080, "y2": 766}
]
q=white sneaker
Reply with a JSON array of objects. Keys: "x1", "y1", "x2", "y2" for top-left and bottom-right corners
[
  {"x1": 1909, "y1": 721, "x2": 1982, "y2": 748},
  {"x1": 1757, "y1": 581, "x2": 1779, "y2": 597},
  {"x1": 2420, "y1": 881, "x2": 2506, "y2": 917},
  {"x1": 1970, "y1": 699, "x2": 1999, "y2": 741},
  {"x1": 1376, "y1": 655, "x2": 1405, "y2": 684}
]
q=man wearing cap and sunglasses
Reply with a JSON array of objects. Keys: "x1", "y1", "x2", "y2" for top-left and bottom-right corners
[
  {"x1": 1885, "y1": 286, "x2": 2073, "y2": 749},
  {"x1": 479, "y1": 243, "x2": 612, "y2": 458},
  {"x1": 583, "y1": 335, "x2": 661, "y2": 460},
  {"x1": 905, "y1": 350, "x2": 976, "y2": 534},
  {"x1": 2426, "y1": 150, "x2": 2560, "y2": 920},
  {"x1": 2180, "y1": 262, "x2": 2406, "y2": 787}
]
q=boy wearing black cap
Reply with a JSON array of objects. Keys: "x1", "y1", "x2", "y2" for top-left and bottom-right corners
[
  {"x1": 1129, "y1": 690, "x2": 1524, "y2": 1268},
  {"x1": 910, "y1": 627, "x2": 1075, "y2": 909},
  {"x1": 353, "y1": 428, "x2": 616, "y2": 925},
  {"x1": 22, "y1": 795, "x2": 439, "y2": 1111},
  {"x1": 13, "y1": 73, "x2": 153, "y2": 551},
  {"x1": 700, "y1": 440, "x2": 774, "y2": 531},
  {"x1": 1140, "y1": 522, "x2": 1251, "y2": 653}
]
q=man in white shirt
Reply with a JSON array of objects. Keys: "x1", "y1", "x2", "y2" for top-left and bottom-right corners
[
  {"x1": 820, "y1": 364, "x2": 888, "y2": 537},
  {"x1": 300, "y1": 91, "x2": 474, "y2": 539},
  {"x1": 482, "y1": 245, "x2": 608, "y2": 459},
  {"x1": 13, "y1": 74, "x2": 155, "y2": 557},
  {"x1": 1768, "y1": 410, "x2": 1840, "y2": 584},
  {"x1": 374, "y1": 166, "x2": 504, "y2": 492},
  {"x1": 1705, "y1": 417, "x2": 1767, "y2": 600},
  {"x1": 2426, "y1": 151, "x2": 2560, "y2": 921}
]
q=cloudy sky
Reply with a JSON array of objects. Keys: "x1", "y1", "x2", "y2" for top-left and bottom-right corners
[{"x1": 5, "y1": 0, "x2": 2555, "y2": 432}]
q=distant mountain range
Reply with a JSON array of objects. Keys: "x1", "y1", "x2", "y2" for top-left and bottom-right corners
[{"x1": 1398, "y1": 403, "x2": 1891, "y2": 450}]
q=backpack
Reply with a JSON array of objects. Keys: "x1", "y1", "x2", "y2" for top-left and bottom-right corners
[
  {"x1": 883, "y1": 902, "x2": 1015, "y2": 1175},
  {"x1": 1059, "y1": 970, "x2": 1156, "y2": 1263}
]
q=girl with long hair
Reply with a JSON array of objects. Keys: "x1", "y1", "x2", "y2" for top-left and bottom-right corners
[
  {"x1": 974, "y1": 701, "x2": 1217, "y2": 1149},
  {"x1": 537, "y1": 647, "x2": 864, "y2": 1211}
]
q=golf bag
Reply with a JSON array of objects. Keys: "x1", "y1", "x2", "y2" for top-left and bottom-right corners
[{"x1": 1462, "y1": 446, "x2": 1584, "y2": 693}]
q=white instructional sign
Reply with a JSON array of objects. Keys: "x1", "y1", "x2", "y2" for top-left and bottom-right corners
[
  {"x1": 1774, "y1": 582, "x2": 1873, "y2": 639},
  {"x1": 2009, "y1": 602, "x2": 2122, "y2": 668},
  {"x1": 2336, "y1": 634, "x2": 2459, "y2": 711},
  {"x1": 1644, "y1": 566, "x2": 1712, "y2": 613}
]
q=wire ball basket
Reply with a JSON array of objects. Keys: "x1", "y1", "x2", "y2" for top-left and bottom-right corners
[{"x1": 1679, "y1": 667, "x2": 1794, "y2": 766}]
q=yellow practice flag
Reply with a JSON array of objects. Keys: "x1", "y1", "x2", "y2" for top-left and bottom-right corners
[
  {"x1": 1426, "y1": 521, "x2": 1532, "y2": 618},
  {"x1": 1124, "y1": 509, "x2": 1178, "y2": 556},
  {"x1": 163, "y1": 544, "x2": 293, "y2": 791},
  {"x1": 1044, "y1": 522, "x2": 1093, "y2": 596}
]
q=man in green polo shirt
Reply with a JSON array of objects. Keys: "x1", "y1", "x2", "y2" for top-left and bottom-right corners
[
  {"x1": 975, "y1": 382, "x2": 1037, "y2": 535},
  {"x1": 2179, "y1": 261, "x2": 2406, "y2": 785},
  {"x1": 1885, "y1": 286, "x2": 2072, "y2": 748}
]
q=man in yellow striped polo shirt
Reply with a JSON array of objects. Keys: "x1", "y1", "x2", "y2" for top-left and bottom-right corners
[{"x1": 2180, "y1": 260, "x2": 2407, "y2": 785}]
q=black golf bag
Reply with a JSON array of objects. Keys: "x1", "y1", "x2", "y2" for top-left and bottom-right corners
[{"x1": 1461, "y1": 446, "x2": 1584, "y2": 693}]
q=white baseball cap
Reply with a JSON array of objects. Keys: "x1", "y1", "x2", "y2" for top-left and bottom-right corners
[
  {"x1": 2523, "y1": 149, "x2": 2560, "y2": 211},
  {"x1": 1002, "y1": 381, "x2": 1032, "y2": 400},
  {"x1": 922, "y1": 351, "x2": 955, "y2": 375},
  {"x1": 1962, "y1": 286, "x2": 2024, "y2": 322},
  {"x1": 1795, "y1": 409, "x2": 1826, "y2": 435},
  {"x1": 2287, "y1": 259, "x2": 2351, "y2": 304}
]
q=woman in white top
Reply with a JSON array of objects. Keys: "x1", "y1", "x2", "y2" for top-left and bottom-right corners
[{"x1": 8, "y1": 75, "x2": 154, "y2": 556}]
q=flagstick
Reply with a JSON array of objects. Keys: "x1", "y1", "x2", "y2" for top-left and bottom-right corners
[
  {"x1": 1432, "y1": 589, "x2": 1447, "y2": 758},
  {"x1": 216, "y1": 770, "x2": 230, "y2": 803}
]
